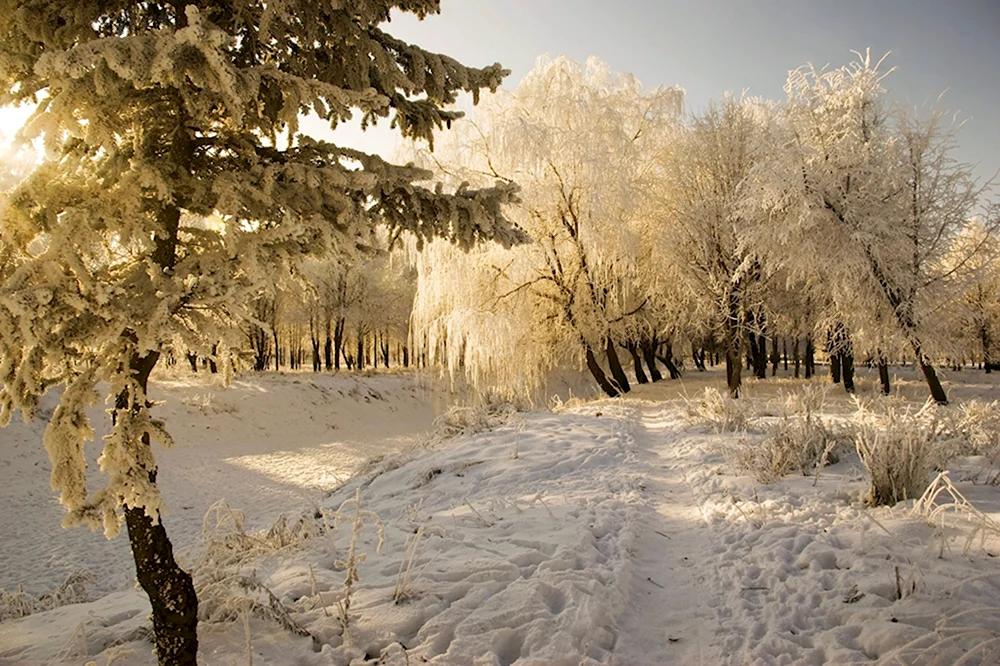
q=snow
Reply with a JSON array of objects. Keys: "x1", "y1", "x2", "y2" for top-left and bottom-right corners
[{"x1": 4, "y1": 367, "x2": 1000, "y2": 665}]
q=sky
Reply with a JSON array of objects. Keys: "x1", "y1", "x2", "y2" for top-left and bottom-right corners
[
  {"x1": 325, "y1": 0, "x2": 1000, "y2": 187},
  {"x1": 2, "y1": 1, "x2": 998, "y2": 187}
]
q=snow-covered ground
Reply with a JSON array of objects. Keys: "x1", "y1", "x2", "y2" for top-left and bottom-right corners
[{"x1": 3, "y1": 367, "x2": 1000, "y2": 665}]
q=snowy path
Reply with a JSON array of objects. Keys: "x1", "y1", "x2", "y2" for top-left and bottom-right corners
[{"x1": 612, "y1": 402, "x2": 724, "y2": 665}]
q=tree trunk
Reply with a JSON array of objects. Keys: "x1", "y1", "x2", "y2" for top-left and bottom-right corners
[
  {"x1": 770, "y1": 336, "x2": 780, "y2": 376},
  {"x1": 324, "y1": 319, "x2": 333, "y2": 371},
  {"x1": 840, "y1": 351, "x2": 855, "y2": 394},
  {"x1": 625, "y1": 343, "x2": 648, "y2": 384},
  {"x1": 792, "y1": 337, "x2": 800, "y2": 378},
  {"x1": 605, "y1": 337, "x2": 631, "y2": 394},
  {"x1": 186, "y1": 353, "x2": 198, "y2": 373},
  {"x1": 208, "y1": 345, "x2": 217, "y2": 374},
  {"x1": 333, "y1": 318, "x2": 345, "y2": 371},
  {"x1": 804, "y1": 338, "x2": 815, "y2": 379},
  {"x1": 640, "y1": 339, "x2": 663, "y2": 382},
  {"x1": 878, "y1": 360, "x2": 891, "y2": 395},
  {"x1": 783, "y1": 338, "x2": 788, "y2": 371},
  {"x1": 356, "y1": 334, "x2": 365, "y2": 371},
  {"x1": 918, "y1": 357, "x2": 948, "y2": 404},
  {"x1": 982, "y1": 324, "x2": 992, "y2": 374},
  {"x1": 273, "y1": 328, "x2": 279, "y2": 372},
  {"x1": 830, "y1": 353, "x2": 841, "y2": 384},
  {"x1": 119, "y1": 351, "x2": 198, "y2": 665},
  {"x1": 585, "y1": 346, "x2": 619, "y2": 397},
  {"x1": 726, "y1": 344, "x2": 742, "y2": 398},
  {"x1": 402, "y1": 345, "x2": 410, "y2": 368}
]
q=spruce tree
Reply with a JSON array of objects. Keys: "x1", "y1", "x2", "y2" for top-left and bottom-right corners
[{"x1": 0, "y1": 2, "x2": 521, "y2": 663}]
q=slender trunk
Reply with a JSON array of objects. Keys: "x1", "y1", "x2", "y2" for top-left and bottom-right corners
[
  {"x1": 830, "y1": 354, "x2": 841, "y2": 384},
  {"x1": 208, "y1": 344, "x2": 217, "y2": 374},
  {"x1": 981, "y1": 324, "x2": 992, "y2": 374},
  {"x1": 333, "y1": 318, "x2": 345, "y2": 371},
  {"x1": 357, "y1": 334, "x2": 365, "y2": 371},
  {"x1": 792, "y1": 337, "x2": 800, "y2": 379},
  {"x1": 605, "y1": 337, "x2": 631, "y2": 394},
  {"x1": 878, "y1": 360, "x2": 891, "y2": 395},
  {"x1": 585, "y1": 346, "x2": 619, "y2": 397},
  {"x1": 754, "y1": 332, "x2": 768, "y2": 380},
  {"x1": 918, "y1": 356, "x2": 948, "y2": 404},
  {"x1": 840, "y1": 351, "x2": 855, "y2": 394},
  {"x1": 119, "y1": 349, "x2": 198, "y2": 665},
  {"x1": 726, "y1": 344, "x2": 742, "y2": 398},
  {"x1": 692, "y1": 343, "x2": 706, "y2": 371},
  {"x1": 804, "y1": 338, "x2": 815, "y2": 379},
  {"x1": 273, "y1": 328, "x2": 279, "y2": 372},
  {"x1": 640, "y1": 339, "x2": 663, "y2": 382},
  {"x1": 402, "y1": 345, "x2": 410, "y2": 368},
  {"x1": 324, "y1": 319, "x2": 333, "y2": 371},
  {"x1": 186, "y1": 353, "x2": 198, "y2": 373},
  {"x1": 770, "y1": 336, "x2": 780, "y2": 377},
  {"x1": 625, "y1": 343, "x2": 648, "y2": 384},
  {"x1": 783, "y1": 338, "x2": 788, "y2": 371}
]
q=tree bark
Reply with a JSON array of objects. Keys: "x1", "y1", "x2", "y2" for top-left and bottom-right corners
[
  {"x1": 804, "y1": 338, "x2": 815, "y2": 379},
  {"x1": 118, "y1": 350, "x2": 198, "y2": 665},
  {"x1": 186, "y1": 353, "x2": 198, "y2": 373},
  {"x1": 830, "y1": 353, "x2": 841, "y2": 384},
  {"x1": 918, "y1": 357, "x2": 948, "y2": 404},
  {"x1": 770, "y1": 336, "x2": 780, "y2": 376},
  {"x1": 840, "y1": 350, "x2": 855, "y2": 394},
  {"x1": 878, "y1": 359, "x2": 891, "y2": 395},
  {"x1": 792, "y1": 337, "x2": 800, "y2": 378},
  {"x1": 605, "y1": 337, "x2": 631, "y2": 394},
  {"x1": 586, "y1": 346, "x2": 619, "y2": 397},
  {"x1": 625, "y1": 343, "x2": 648, "y2": 384},
  {"x1": 640, "y1": 339, "x2": 663, "y2": 382}
]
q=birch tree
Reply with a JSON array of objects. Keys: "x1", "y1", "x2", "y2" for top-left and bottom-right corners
[{"x1": 0, "y1": 2, "x2": 521, "y2": 662}]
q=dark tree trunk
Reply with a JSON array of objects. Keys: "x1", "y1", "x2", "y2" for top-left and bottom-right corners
[
  {"x1": 840, "y1": 350, "x2": 855, "y2": 393},
  {"x1": 324, "y1": 319, "x2": 333, "y2": 371},
  {"x1": 333, "y1": 318, "x2": 345, "y2": 371},
  {"x1": 878, "y1": 360, "x2": 891, "y2": 395},
  {"x1": 692, "y1": 343, "x2": 706, "y2": 371},
  {"x1": 918, "y1": 357, "x2": 948, "y2": 404},
  {"x1": 356, "y1": 334, "x2": 365, "y2": 371},
  {"x1": 118, "y1": 350, "x2": 198, "y2": 666},
  {"x1": 208, "y1": 345, "x2": 217, "y2": 374},
  {"x1": 402, "y1": 345, "x2": 410, "y2": 368},
  {"x1": 605, "y1": 337, "x2": 631, "y2": 394},
  {"x1": 726, "y1": 344, "x2": 742, "y2": 398},
  {"x1": 586, "y1": 346, "x2": 620, "y2": 397},
  {"x1": 625, "y1": 343, "x2": 648, "y2": 384},
  {"x1": 753, "y1": 332, "x2": 768, "y2": 380},
  {"x1": 830, "y1": 354, "x2": 842, "y2": 384},
  {"x1": 186, "y1": 353, "x2": 198, "y2": 373},
  {"x1": 640, "y1": 339, "x2": 663, "y2": 382},
  {"x1": 273, "y1": 328, "x2": 279, "y2": 372},
  {"x1": 804, "y1": 338, "x2": 815, "y2": 379},
  {"x1": 783, "y1": 338, "x2": 788, "y2": 371},
  {"x1": 770, "y1": 336, "x2": 780, "y2": 376},
  {"x1": 792, "y1": 337, "x2": 800, "y2": 378}
]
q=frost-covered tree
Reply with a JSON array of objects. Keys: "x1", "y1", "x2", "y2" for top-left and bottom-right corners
[
  {"x1": 0, "y1": 2, "x2": 522, "y2": 662},
  {"x1": 743, "y1": 52, "x2": 997, "y2": 403},
  {"x1": 657, "y1": 95, "x2": 775, "y2": 397},
  {"x1": 411, "y1": 56, "x2": 682, "y2": 398}
]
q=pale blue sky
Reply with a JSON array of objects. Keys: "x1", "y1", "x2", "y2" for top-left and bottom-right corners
[{"x1": 333, "y1": 0, "x2": 999, "y2": 187}]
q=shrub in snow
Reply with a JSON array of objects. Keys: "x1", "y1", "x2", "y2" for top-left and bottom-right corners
[
  {"x1": 725, "y1": 414, "x2": 844, "y2": 485},
  {"x1": 685, "y1": 387, "x2": 752, "y2": 434},
  {"x1": 949, "y1": 399, "x2": 1000, "y2": 456},
  {"x1": 0, "y1": 570, "x2": 96, "y2": 622},
  {"x1": 430, "y1": 399, "x2": 520, "y2": 442},
  {"x1": 855, "y1": 401, "x2": 954, "y2": 506}
]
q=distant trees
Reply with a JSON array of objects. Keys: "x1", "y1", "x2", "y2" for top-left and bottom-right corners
[{"x1": 411, "y1": 52, "x2": 997, "y2": 404}]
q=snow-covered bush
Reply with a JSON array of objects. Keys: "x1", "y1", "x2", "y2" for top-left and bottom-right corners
[
  {"x1": 430, "y1": 399, "x2": 520, "y2": 442},
  {"x1": 725, "y1": 415, "x2": 843, "y2": 485},
  {"x1": 855, "y1": 402, "x2": 954, "y2": 506},
  {"x1": 685, "y1": 387, "x2": 752, "y2": 433},
  {"x1": 948, "y1": 399, "x2": 1000, "y2": 456},
  {"x1": 0, "y1": 571, "x2": 95, "y2": 622}
]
